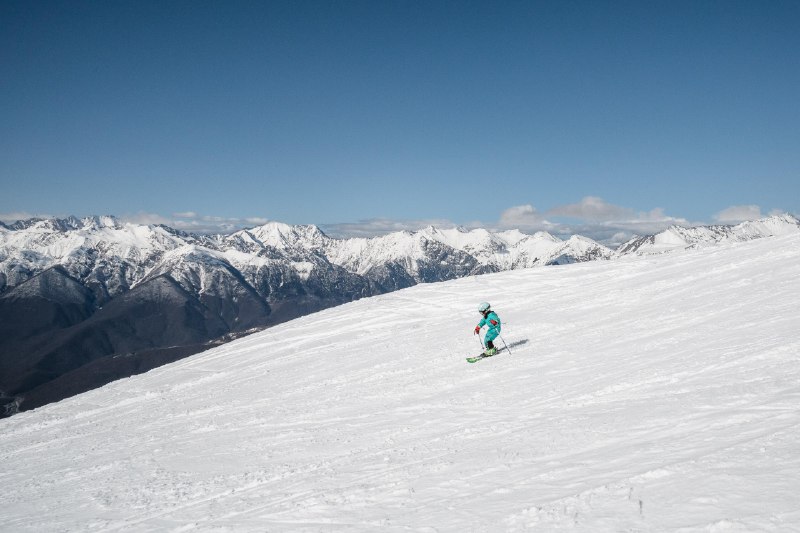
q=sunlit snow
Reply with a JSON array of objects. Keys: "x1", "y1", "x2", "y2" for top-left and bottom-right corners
[{"x1": 1, "y1": 234, "x2": 799, "y2": 531}]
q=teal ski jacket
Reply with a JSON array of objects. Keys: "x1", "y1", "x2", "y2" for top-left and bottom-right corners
[{"x1": 478, "y1": 311, "x2": 502, "y2": 336}]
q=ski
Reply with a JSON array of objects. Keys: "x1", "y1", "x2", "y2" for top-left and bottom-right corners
[
  {"x1": 466, "y1": 353, "x2": 493, "y2": 363},
  {"x1": 466, "y1": 346, "x2": 508, "y2": 363}
]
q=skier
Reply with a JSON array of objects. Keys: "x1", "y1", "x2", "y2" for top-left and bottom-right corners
[{"x1": 474, "y1": 302, "x2": 501, "y2": 356}]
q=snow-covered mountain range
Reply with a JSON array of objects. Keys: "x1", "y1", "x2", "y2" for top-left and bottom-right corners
[
  {"x1": 0, "y1": 216, "x2": 614, "y2": 296},
  {"x1": 1, "y1": 213, "x2": 798, "y2": 416},
  {"x1": 615, "y1": 214, "x2": 800, "y2": 255},
  {"x1": 2, "y1": 231, "x2": 798, "y2": 530}
]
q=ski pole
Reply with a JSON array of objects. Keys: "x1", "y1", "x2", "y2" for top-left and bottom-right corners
[{"x1": 499, "y1": 333, "x2": 511, "y2": 355}]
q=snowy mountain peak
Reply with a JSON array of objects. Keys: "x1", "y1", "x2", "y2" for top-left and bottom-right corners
[
  {"x1": 247, "y1": 221, "x2": 296, "y2": 243},
  {"x1": 79, "y1": 215, "x2": 121, "y2": 230},
  {"x1": 531, "y1": 230, "x2": 560, "y2": 241},
  {"x1": 733, "y1": 213, "x2": 800, "y2": 237},
  {"x1": 418, "y1": 225, "x2": 495, "y2": 250},
  {"x1": 10, "y1": 215, "x2": 121, "y2": 233},
  {"x1": 245, "y1": 221, "x2": 328, "y2": 250},
  {"x1": 494, "y1": 228, "x2": 532, "y2": 245},
  {"x1": 7, "y1": 216, "x2": 81, "y2": 232},
  {"x1": 616, "y1": 213, "x2": 800, "y2": 256}
]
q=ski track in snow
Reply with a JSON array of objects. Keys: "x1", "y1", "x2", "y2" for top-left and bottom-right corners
[{"x1": 1, "y1": 235, "x2": 800, "y2": 531}]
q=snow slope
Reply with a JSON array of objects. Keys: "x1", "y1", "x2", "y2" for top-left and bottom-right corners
[{"x1": 1, "y1": 235, "x2": 799, "y2": 531}]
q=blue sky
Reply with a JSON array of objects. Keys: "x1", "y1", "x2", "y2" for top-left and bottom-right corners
[{"x1": 2, "y1": 0, "x2": 798, "y2": 242}]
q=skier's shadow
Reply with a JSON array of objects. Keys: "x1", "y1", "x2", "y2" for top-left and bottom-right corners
[{"x1": 503, "y1": 339, "x2": 530, "y2": 351}]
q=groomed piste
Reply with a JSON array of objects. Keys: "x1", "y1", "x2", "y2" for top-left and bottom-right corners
[{"x1": 2, "y1": 233, "x2": 799, "y2": 531}]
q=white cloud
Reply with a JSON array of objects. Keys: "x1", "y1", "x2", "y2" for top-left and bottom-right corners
[
  {"x1": 10, "y1": 199, "x2": 780, "y2": 248},
  {"x1": 321, "y1": 217, "x2": 458, "y2": 238},
  {"x1": 610, "y1": 232, "x2": 632, "y2": 245},
  {"x1": 545, "y1": 197, "x2": 688, "y2": 226},
  {"x1": 499, "y1": 204, "x2": 540, "y2": 225},
  {"x1": 0, "y1": 211, "x2": 48, "y2": 224},
  {"x1": 116, "y1": 213, "x2": 462, "y2": 238},
  {"x1": 713, "y1": 205, "x2": 789, "y2": 224},
  {"x1": 119, "y1": 212, "x2": 272, "y2": 234},
  {"x1": 713, "y1": 205, "x2": 763, "y2": 224},
  {"x1": 494, "y1": 197, "x2": 695, "y2": 244},
  {"x1": 121, "y1": 212, "x2": 173, "y2": 226},
  {"x1": 548, "y1": 196, "x2": 636, "y2": 222}
]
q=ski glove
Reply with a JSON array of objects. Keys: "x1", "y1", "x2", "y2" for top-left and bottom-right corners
[
  {"x1": 490, "y1": 319, "x2": 498, "y2": 326},
  {"x1": 474, "y1": 325, "x2": 480, "y2": 335}
]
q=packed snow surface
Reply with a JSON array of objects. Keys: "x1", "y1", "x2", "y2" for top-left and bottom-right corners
[{"x1": 2, "y1": 235, "x2": 799, "y2": 531}]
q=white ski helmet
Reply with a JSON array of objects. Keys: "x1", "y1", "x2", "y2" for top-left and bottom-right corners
[{"x1": 478, "y1": 302, "x2": 491, "y2": 313}]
